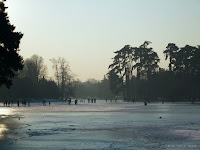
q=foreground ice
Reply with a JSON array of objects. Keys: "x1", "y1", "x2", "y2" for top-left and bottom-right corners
[{"x1": 0, "y1": 100, "x2": 200, "y2": 150}]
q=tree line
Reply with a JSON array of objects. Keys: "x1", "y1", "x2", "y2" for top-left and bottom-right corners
[
  {"x1": 108, "y1": 41, "x2": 200, "y2": 102},
  {"x1": 0, "y1": 55, "x2": 77, "y2": 101},
  {"x1": 75, "y1": 77, "x2": 114, "y2": 99},
  {"x1": 0, "y1": 54, "x2": 114, "y2": 101}
]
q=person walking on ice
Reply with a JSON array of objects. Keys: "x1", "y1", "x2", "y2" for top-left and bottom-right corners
[{"x1": 75, "y1": 99, "x2": 78, "y2": 105}]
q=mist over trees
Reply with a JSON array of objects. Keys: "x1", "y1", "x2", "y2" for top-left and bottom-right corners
[
  {"x1": 0, "y1": 54, "x2": 59, "y2": 100},
  {"x1": 75, "y1": 77, "x2": 114, "y2": 99},
  {"x1": 0, "y1": 43, "x2": 199, "y2": 102},
  {"x1": 19, "y1": 54, "x2": 47, "y2": 82},
  {"x1": 0, "y1": 54, "x2": 115, "y2": 101},
  {"x1": 50, "y1": 57, "x2": 77, "y2": 100},
  {"x1": 0, "y1": 56, "x2": 79, "y2": 101}
]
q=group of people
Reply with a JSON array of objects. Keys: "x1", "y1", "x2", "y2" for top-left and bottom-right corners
[
  {"x1": 78, "y1": 98, "x2": 97, "y2": 103},
  {"x1": 3, "y1": 100, "x2": 30, "y2": 107},
  {"x1": 3, "y1": 100, "x2": 14, "y2": 107},
  {"x1": 105, "y1": 98, "x2": 118, "y2": 102},
  {"x1": 2, "y1": 98, "x2": 99, "y2": 107},
  {"x1": 3, "y1": 99, "x2": 49, "y2": 107},
  {"x1": 65, "y1": 98, "x2": 97, "y2": 105},
  {"x1": 42, "y1": 99, "x2": 51, "y2": 106},
  {"x1": 87, "y1": 98, "x2": 96, "y2": 103}
]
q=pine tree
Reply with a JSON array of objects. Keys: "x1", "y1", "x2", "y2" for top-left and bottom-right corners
[{"x1": 0, "y1": 0, "x2": 23, "y2": 88}]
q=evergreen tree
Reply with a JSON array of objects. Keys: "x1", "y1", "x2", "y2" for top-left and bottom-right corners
[
  {"x1": 163, "y1": 43, "x2": 179, "y2": 72},
  {"x1": 0, "y1": 0, "x2": 23, "y2": 88}
]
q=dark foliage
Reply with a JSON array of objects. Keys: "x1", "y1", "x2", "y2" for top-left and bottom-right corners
[
  {"x1": 75, "y1": 77, "x2": 115, "y2": 99},
  {"x1": 108, "y1": 42, "x2": 200, "y2": 102},
  {"x1": 0, "y1": 77, "x2": 60, "y2": 100},
  {"x1": 0, "y1": 1, "x2": 23, "y2": 88}
]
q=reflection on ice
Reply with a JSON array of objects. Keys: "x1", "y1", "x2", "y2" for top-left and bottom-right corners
[
  {"x1": 0, "y1": 108, "x2": 11, "y2": 115},
  {"x1": 0, "y1": 124, "x2": 8, "y2": 139},
  {"x1": 0, "y1": 108, "x2": 11, "y2": 140}
]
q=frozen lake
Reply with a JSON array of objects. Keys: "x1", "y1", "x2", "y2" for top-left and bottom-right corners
[{"x1": 0, "y1": 100, "x2": 200, "y2": 150}]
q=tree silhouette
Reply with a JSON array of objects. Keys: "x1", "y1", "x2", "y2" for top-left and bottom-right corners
[
  {"x1": 0, "y1": 1, "x2": 23, "y2": 88},
  {"x1": 108, "y1": 45, "x2": 133, "y2": 100},
  {"x1": 134, "y1": 41, "x2": 160, "y2": 80},
  {"x1": 108, "y1": 42, "x2": 160, "y2": 101},
  {"x1": 107, "y1": 69, "x2": 122, "y2": 95},
  {"x1": 163, "y1": 43, "x2": 179, "y2": 72},
  {"x1": 19, "y1": 55, "x2": 47, "y2": 82},
  {"x1": 50, "y1": 58, "x2": 61, "y2": 87},
  {"x1": 50, "y1": 57, "x2": 75, "y2": 100},
  {"x1": 174, "y1": 45, "x2": 200, "y2": 81}
]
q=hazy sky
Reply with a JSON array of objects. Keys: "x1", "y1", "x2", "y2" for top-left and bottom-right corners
[{"x1": 5, "y1": 0, "x2": 200, "y2": 81}]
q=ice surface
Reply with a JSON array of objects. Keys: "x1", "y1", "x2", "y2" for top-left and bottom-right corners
[{"x1": 0, "y1": 100, "x2": 200, "y2": 150}]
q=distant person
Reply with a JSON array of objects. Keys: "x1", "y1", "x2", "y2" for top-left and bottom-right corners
[
  {"x1": 49, "y1": 101, "x2": 51, "y2": 105},
  {"x1": 17, "y1": 100, "x2": 20, "y2": 107},
  {"x1": 91, "y1": 99, "x2": 93, "y2": 103},
  {"x1": 88, "y1": 99, "x2": 90, "y2": 103},
  {"x1": 43, "y1": 99, "x2": 46, "y2": 106},
  {"x1": 69, "y1": 98, "x2": 71, "y2": 105},
  {"x1": 144, "y1": 97, "x2": 148, "y2": 105},
  {"x1": 11, "y1": 101, "x2": 14, "y2": 107},
  {"x1": 162, "y1": 99, "x2": 164, "y2": 104},
  {"x1": 94, "y1": 98, "x2": 96, "y2": 103},
  {"x1": 75, "y1": 99, "x2": 78, "y2": 105}
]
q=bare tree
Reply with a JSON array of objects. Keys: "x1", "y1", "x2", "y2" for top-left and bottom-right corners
[
  {"x1": 50, "y1": 57, "x2": 74, "y2": 100},
  {"x1": 50, "y1": 58, "x2": 61, "y2": 87}
]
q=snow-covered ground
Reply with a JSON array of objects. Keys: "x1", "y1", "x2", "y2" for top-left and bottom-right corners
[{"x1": 0, "y1": 100, "x2": 200, "y2": 150}]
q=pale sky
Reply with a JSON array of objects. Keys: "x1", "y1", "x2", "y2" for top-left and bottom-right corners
[{"x1": 5, "y1": 0, "x2": 200, "y2": 81}]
